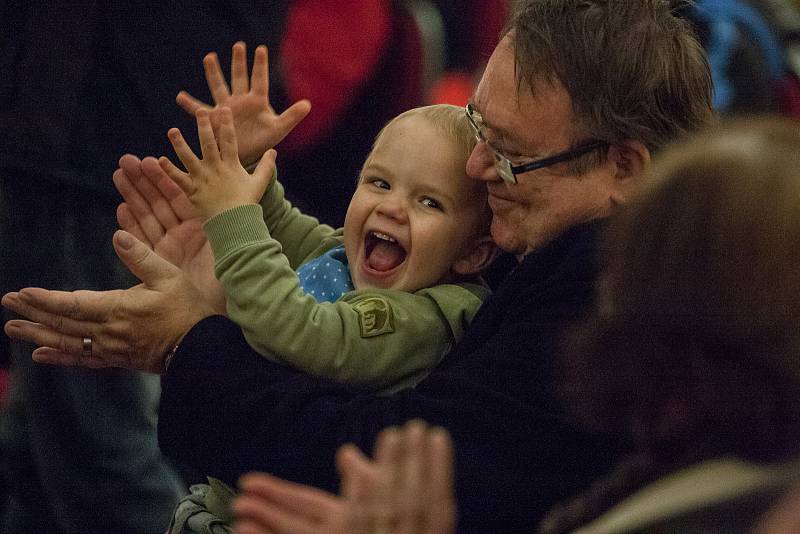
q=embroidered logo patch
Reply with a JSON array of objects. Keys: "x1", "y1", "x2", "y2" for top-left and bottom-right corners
[{"x1": 353, "y1": 297, "x2": 394, "y2": 337}]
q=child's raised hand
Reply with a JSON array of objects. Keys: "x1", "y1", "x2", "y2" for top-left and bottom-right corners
[
  {"x1": 176, "y1": 41, "x2": 310, "y2": 168},
  {"x1": 159, "y1": 107, "x2": 276, "y2": 221}
]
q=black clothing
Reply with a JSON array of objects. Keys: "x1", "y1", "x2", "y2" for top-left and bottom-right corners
[
  {"x1": 159, "y1": 221, "x2": 618, "y2": 532},
  {"x1": 0, "y1": 1, "x2": 288, "y2": 195}
]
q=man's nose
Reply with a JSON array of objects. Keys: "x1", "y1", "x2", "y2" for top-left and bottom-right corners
[{"x1": 466, "y1": 142, "x2": 500, "y2": 182}]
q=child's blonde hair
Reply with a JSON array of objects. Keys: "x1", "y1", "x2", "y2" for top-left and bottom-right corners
[{"x1": 361, "y1": 104, "x2": 478, "y2": 176}]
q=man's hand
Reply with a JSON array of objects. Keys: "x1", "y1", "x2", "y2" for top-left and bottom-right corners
[
  {"x1": 2, "y1": 230, "x2": 216, "y2": 374},
  {"x1": 160, "y1": 107, "x2": 277, "y2": 220},
  {"x1": 176, "y1": 41, "x2": 311, "y2": 167},
  {"x1": 232, "y1": 421, "x2": 457, "y2": 534},
  {"x1": 114, "y1": 154, "x2": 226, "y2": 313}
]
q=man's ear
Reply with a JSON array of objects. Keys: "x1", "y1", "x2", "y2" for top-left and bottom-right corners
[
  {"x1": 452, "y1": 236, "x2": 498, "y2": 276},
  {"x1": 607, "y1": 140, "x2": 651, "y2": 205}
]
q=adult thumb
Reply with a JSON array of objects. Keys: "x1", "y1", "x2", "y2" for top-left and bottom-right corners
[{"x1": 113, "y1": 230, "x2": 177, "y2": 287}]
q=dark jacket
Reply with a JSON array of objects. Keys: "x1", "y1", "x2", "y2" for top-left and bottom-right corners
[
  {"x1": 159, "y1": 221, "x2": 619, "y2": 532},
  {"x1": 0, "y1": 1, "x2": 288, "y2": 193}
]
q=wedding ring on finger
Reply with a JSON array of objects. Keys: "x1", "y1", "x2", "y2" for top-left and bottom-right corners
[
  {"x1": 82, "y1": 337, "x2": 92, "y2": 359},
  {"x1": 371, "y1": 521, "x2": 390, "y2": 534}
]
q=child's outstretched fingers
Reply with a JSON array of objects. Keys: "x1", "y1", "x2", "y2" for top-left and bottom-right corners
[
  {"x1": 251, "y1": 44, "x2": 269, "y2": 97},
  {"x1": 167, "y1": 127, "x2": 201, "y2": 176},
  {"x1": 202, "y1": 51, "x2": 231, "y2": 105},
  {"x1": 195, "y1": 109, "x2": 220, "y2": 163},
  {"x1": 252, "y1": 148, "x2": 278, "y2": 189},
  {"x1": 175, "y1": 90, "x2": 205, "y2": 116},
  {"x1": 230, "y1": 41, "x2": 249, "y2": 96},
  {"x1": 158, "y1": 156, "x2": 193, "y2": 196},
  {"x1": 217, "y1": 107, "x2": 239, "y2": 163}
]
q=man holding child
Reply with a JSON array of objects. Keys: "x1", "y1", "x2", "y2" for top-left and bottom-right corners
[{"x1": 4, "y1": 1, "x2": 714, "y2": 530}]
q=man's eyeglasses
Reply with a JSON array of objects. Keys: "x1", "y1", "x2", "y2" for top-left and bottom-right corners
[{"x1": 465, "y1": 103, "x2": 607, "y2": 184}]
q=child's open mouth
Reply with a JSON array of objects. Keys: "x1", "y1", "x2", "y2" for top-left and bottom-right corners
[{"x1": 364, "y1": 231, "x2": 407, "y2": 272}]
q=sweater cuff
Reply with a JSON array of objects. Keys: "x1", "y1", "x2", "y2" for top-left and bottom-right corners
[{"x1": 203, "y1": 204, "x2": 271, "y2": 260}]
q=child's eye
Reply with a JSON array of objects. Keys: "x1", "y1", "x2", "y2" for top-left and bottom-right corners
[
  {"x1": 421, "y1": 197, "x2": 441, "y2": 210},
  {"x1": 369, "y1": 178, "x2": 390, "y2": 190}
]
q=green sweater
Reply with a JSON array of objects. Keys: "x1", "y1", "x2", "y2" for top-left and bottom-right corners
[{"x1": 202, "y1": 179, "x2": 489, "y2": 394}]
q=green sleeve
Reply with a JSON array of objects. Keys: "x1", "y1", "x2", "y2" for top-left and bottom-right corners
[
  {"x1": 259, "y1": 177, "x2": 341, "y2": 269},
  {"x1": 203, "y1": 204, "x2": 489, "y2": 393}
]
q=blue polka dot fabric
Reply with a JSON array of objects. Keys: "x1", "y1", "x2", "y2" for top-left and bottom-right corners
[{"x1": 296, "y1": 244, "x2": 354, "y2": 303}]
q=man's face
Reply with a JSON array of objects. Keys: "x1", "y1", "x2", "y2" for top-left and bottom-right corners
[{"x1": 466, "y1": 35, "x2": 623, "y2": 258}]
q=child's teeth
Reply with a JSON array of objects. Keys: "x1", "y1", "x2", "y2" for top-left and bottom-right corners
[{"x1": 373, "y1": 232, "x2": 395, "y2": 242}]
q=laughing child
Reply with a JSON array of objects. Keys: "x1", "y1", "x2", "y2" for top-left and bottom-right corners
[{"x1": 160, "y1": 103, "x2": 495, "y2": 394}]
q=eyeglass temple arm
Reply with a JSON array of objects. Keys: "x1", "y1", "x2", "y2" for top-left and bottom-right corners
[{"x1": 510, "y1": 140, "x2": 608, "y2": 174}]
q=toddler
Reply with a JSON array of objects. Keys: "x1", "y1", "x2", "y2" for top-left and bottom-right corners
[{"x1": 160, "y1": 103, "x2": 496, "y2": 394}]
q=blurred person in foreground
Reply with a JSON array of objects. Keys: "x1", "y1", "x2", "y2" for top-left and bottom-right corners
[{"x1": 544, "y1": 117, "x2": 800, "y2": 533}]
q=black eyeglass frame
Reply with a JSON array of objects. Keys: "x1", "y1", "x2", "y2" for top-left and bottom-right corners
[{"x1": 465, "y1": 103, "x2": 608, "y2": 184}]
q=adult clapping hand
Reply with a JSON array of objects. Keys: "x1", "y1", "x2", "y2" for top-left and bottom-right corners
[
  {"x1": 114, "y1": 153, "x2": 226, "y2": 313},
  {"x1": 2, "y1": 229, "x2": 215, "y2": 373},
  {"x1": 233, "y1": 421, "x2": 457, "y2": 534}
]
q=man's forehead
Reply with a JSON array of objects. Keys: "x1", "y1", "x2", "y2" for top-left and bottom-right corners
[
  {"x1": 472, "y1": 42, "x2": 576, "y2": 151},
  {"x1": 472, "y1": 41, "x2": 520, "y2": 127},
  {"x1": 470, "y1": 86, "x2": 524, "y2": 150},
  {"x1": 472, "y1": 88, "x2": 572, "y2": 156}
]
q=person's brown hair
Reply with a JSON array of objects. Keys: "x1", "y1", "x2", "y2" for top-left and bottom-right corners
[
  {"x1": 505, "y1": 0, "x2": 715, "y2": 172},
  {"x1": 562, "y1": 118, "x2": 800, "y2": 468}
]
